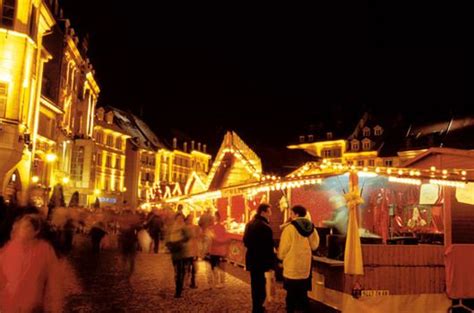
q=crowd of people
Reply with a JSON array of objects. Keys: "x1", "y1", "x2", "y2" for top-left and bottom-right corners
[{"x1": 0, "y1": 195, "x2": 319, "y2": 313}]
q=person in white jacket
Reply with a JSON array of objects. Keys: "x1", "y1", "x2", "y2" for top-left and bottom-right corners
[{"x1": 278, "y1": 205, "x2": 319, "y2": 313}]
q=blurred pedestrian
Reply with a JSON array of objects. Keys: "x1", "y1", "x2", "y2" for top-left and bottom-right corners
[
  {"x1": 166, "y1": 213, "x2": 190, "y2": 298},
  {"x1": 119, "y1": 224, "x2": 139, "y2": 279},
  {"x1": 89, "y1": 221, "x2": 107, "y2": 253},
  {"x1": 0, "y1": 214, "x2": 63, "y2": 313},
  {"x1": 184, "y1": 215, "x2": 200, "y2": 289},
  {"x1": 243, "y1": 203, "x2": 275, "y2": 313},
  {"x1": 207, "y1": 212, "x2": 230, "y2": 289},
  {"x1": 278, "y1": 205, "x2": 319, "y2": 313},
  {"x1": 144, "y1": 210, "x2": 163, "y2": 253}
]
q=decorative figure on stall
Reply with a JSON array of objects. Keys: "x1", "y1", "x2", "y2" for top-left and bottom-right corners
[
  {"x1": 373, "y1": 188, "x2": 390, "y2": 243},
  {"x1": 407, "y1": 206, "x2": 427, "y2": 229}
]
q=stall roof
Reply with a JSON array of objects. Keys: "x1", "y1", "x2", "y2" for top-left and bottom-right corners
[
  {"x1": 206, "y1": 131, "x2": 262, "y2": 190},
  {"x1": 402, "y1": 147, "x2": 474, "y2": 179}
]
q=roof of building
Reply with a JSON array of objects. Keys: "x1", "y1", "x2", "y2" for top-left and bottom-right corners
[
  {"x1": 100, "y1": 106, "x2": 168, "y2": 151},
  {"x1": 400, "y1": 116, "x2": 474, "y2": 151}
]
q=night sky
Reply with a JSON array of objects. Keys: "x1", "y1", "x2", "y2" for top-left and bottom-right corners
[{"x1": 59, "y1": 1, "x2": 467, "y2": 153}]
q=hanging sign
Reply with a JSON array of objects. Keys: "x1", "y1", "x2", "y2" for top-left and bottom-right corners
[
  {"x1": 456, "y1": 182, "x2": 474, "y2": 205},
  {"x1": 419, "y1": 184, "x2": 439, "y2": 205}
]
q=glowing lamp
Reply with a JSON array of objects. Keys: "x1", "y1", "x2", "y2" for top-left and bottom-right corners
[
  {"x1": 46, "y1": 153, "x2": 57, "y2": 162},
  {"x1": 31, "y1": 176, "x2": 39, "y2": 183},
  {"x1": 94, "y1": 189, "x2": 101, "y2": 196},
  {"x1": 62, "y1": 177, "x2": 70, "y2": 184}
]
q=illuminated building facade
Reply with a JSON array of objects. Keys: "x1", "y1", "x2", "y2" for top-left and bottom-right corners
[
  {"x1": 288, "y1": 113, "x2": 400, "y2": 168},
  {"x1": 34, "y1": 2, "x2": 98, "y2": 207},
  {"x1": 96, "y1": 107, "x2": 211, "y2": 209},
  {"x1": 0, "y1": 0, "x2": 55, "y2": 204}
]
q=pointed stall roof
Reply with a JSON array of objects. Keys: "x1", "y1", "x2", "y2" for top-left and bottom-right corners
[{"x1": 206, "y1": 131, "x2": 262, "y2": 190}]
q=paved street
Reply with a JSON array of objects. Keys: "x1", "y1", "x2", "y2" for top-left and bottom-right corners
[{"x1": 63, "y1": 236, "x2": 288, "y2": 313}]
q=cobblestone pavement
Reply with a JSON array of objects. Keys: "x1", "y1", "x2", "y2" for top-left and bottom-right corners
[{"x1": 63, "y1": 237, "x2": 287, "y2": 313}]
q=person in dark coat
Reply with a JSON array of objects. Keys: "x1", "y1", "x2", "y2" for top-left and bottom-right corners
[
  {"x1": 89, "y1": 222, "x2": 107, "y2": 253},
  {"x1": 145, "y1": 211, "x2": 163, "y2": 253},
  {"x1": 243, "y1": 203, "x2": 275, "y2": 313},
  {"x1": 119, "y1": 224, "x2": 139, "y2": 279}
]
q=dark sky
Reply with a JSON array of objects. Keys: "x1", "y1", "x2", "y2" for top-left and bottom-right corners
[{"x1": 59, "y1": 1, "x2": 467, "y2": 153}]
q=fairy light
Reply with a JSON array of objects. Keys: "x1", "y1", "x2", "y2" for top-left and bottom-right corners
[
  {"x1": 398, "y1": 169, "x2": 404, "y2": 175},
  {"x1": 461, "y1": 170, "x2": 467, "y2": 176},
  {"x1": 429, "y1": 179, "x2": 466, "y2": 188},
  {"x1": 388, "y1": 176, "x2": 421, "y2": 185},
  {"x1": 430, "y1": 166, "x2": 436, "y2": 172}
]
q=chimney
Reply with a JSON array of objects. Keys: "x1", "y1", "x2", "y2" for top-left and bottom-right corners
[
  {"x1": 203, "y1": 144, "x2": 207, "y2": 153},
  {"x1": 173, "y1": 138, "x2": 177, "y2": 149},
  {"x1": 197, "y1": 142, "x2": 201, "y2": 151},
  {"x1": 191, "y1": 140, "x2": 195, "y2": 151},
  {"x1": 183, "y1": 142, "x2": 188, "y2": 153}
]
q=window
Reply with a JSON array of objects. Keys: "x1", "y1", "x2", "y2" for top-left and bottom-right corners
[
  {"x1": 351, "y1": 140, "x2": 359, "y2": 151},
  {"x1": 106, "y1": 135, "x2": 113, "y2": 147},
  {"x1": 358, "y1": 160, "x2": 364, "y2": 166},
  {"x1": 326, "y1": 132, "x2": 333, "y2": 140},
  {"x1": 368, "y1": 159, "x2": 375, "y2": 166},
  {"x1": 333, "y1": 149, "x2": 341, "y2": 157},
  {"x1": 362, "y1": 140, "x2": 372, "y2": 150},
  {"x1": 97, "y1": 152, "x2": 102, "y2": 166},
  {"x1": 363, "y1": 127, "x2": 370, "y2": 137},
  {"x1": 0, "y1": 82, "x2": 8, "y2": 118},
  {"x1": 307, "y1": 134, "x2": 314, "y2": 142},
  {"x1": 115, "y1": 138, "x2": 122, "y2": 150},
  {"x1": 322, "y1": 149, "x2": 332, "y2": 158},
  {"x1": 374, "y1": 126, "x2": 383, "y2": 136},
  {"x1": 1, "y1": 0, "x2": 16, "y2": 28},
  {"x1": 38, "y1": 112, "x2": 54, "y2": 139},
  {"x1": 28, "y1": 5, "x2": 37, "y2": 38},
  {"x1": 71, "y1": 146, "x2": 84, "y2": 185},
  {"x1": 384, "y1": 159, "x2": 393, "y2": 167},
  {"x1": 106, "y1": 155, "x2": 112, "y2": 168}
]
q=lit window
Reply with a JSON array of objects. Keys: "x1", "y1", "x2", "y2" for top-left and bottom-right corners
[
  {"x1": 368, "y1": 159, "x2": 375, "y2": 166},
  {"x1": 0, "y1": 82, "x2": 8, "y2": 118},
  {"x1": 362, "y1": 140, "x2": 371, "y2": 150},
  {"x1": 351, "y1": 141, "x2": 359, "y2": 151},
  {"x1": 28, "y1": 5, "x2": 37, "y2": 38},
  {"x1": 384, "y1": 159, "x2": 393, "y2": 167},
  {"x1": 1, "y1": 0, "x2": 16, "y2": 28},
  {"x1": 106, "y1": 135, "x2": 113, "y2": 147},
  {"x1": 322, "y1": 150, "x2": 332, "y2": 158}
]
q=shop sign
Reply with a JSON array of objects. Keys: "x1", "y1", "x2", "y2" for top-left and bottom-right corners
[
  {"x1": 361, "y1": 290, "x2": 390, "y2": 297},
  {"x1": 99, "y1": 197, "x2": 117, "y2": 204}
]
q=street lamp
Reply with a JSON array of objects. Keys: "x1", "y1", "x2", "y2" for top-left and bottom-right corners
[{"x1": 62, "y1": 177, "x2": 70, "y2": 184}]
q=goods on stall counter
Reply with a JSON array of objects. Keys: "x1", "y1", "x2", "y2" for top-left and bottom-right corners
[{"x1": 407, "y1": 207, "x2": 427, "y2": 228}]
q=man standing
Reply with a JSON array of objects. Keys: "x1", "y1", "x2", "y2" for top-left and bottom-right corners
[
  {"x1": 278, "y1": 205, "x2": 319, "y2": 313},
  {"x1": 243, "y1": 203, "x2": 275, "y2": 313}
]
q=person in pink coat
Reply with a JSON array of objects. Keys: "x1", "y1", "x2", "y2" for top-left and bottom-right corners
[
  {"x1": 0, "y1": 214, "x2": 63, "y2": 313},
  {"x1": 207, "y1": 212, "x2": 230, "y2": 288}
]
